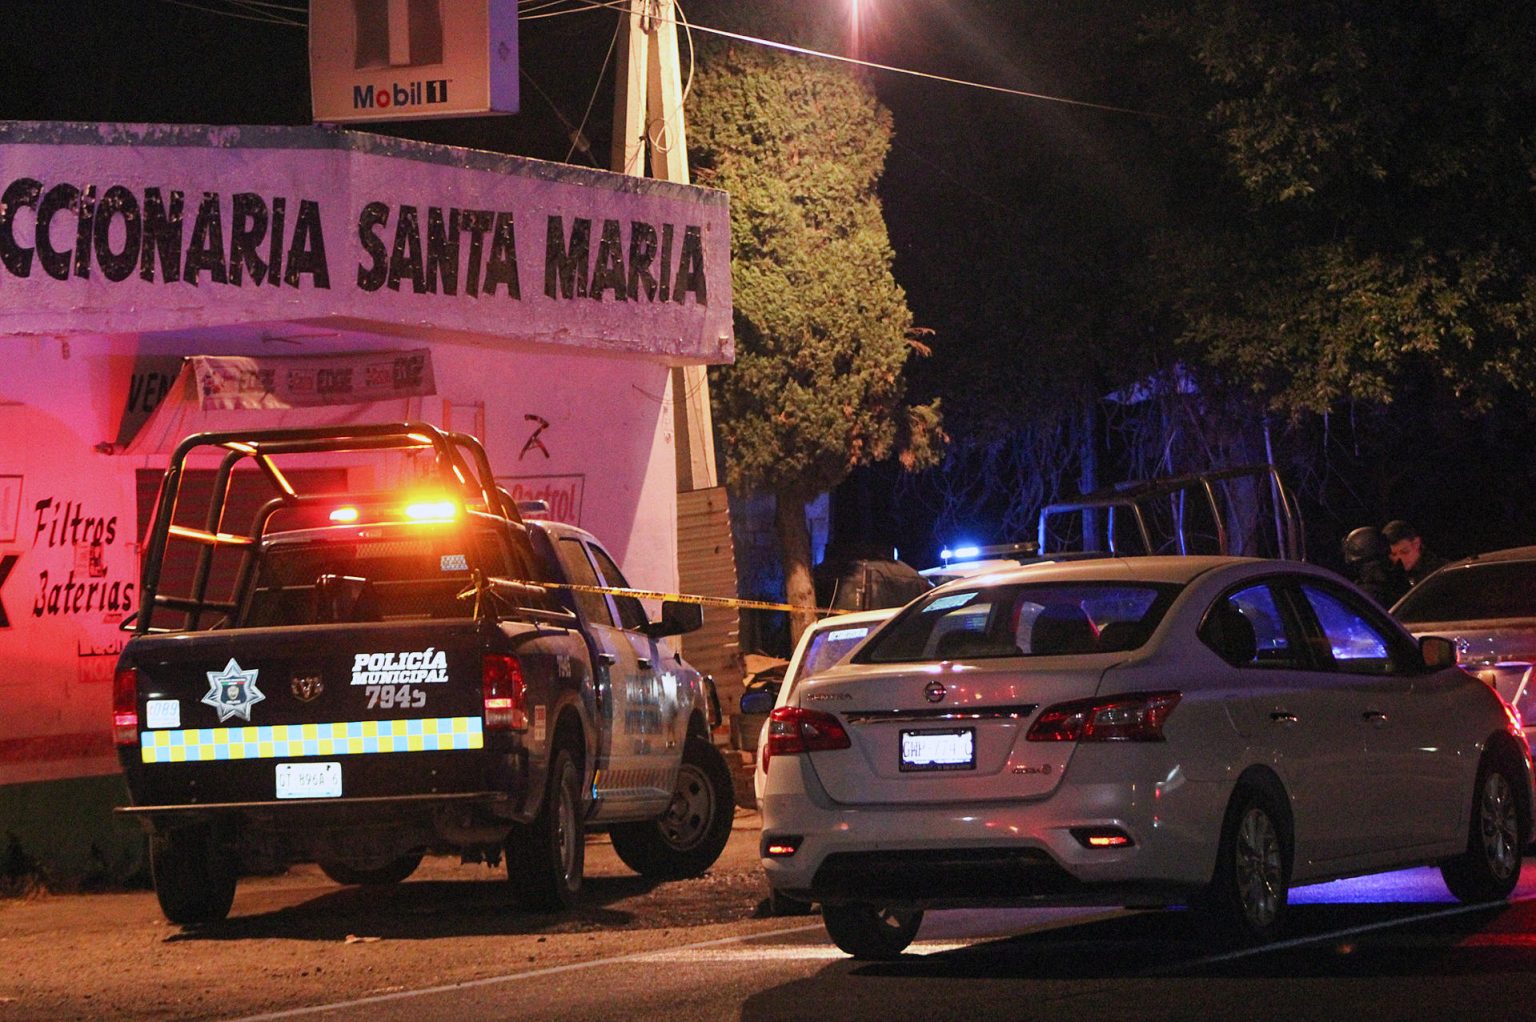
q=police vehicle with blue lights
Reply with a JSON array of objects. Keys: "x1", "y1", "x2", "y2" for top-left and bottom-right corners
[{"x1": 114, "y1": 424, "x2": 732, "y2": 924}]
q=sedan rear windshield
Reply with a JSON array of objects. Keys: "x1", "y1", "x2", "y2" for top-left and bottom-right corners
[
  {"x1": 1394, "y1": 561, "x2": 1536, "y2": 623},
  {"x1": 854, "y1": 581, "x2": 1182, "y2": 664}
]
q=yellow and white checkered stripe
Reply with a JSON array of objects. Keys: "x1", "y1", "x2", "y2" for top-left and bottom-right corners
[{"x1": 140, "y1": 716, "x2": 484, "y2": 763}]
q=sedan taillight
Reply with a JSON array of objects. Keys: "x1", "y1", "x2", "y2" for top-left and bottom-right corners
[
  {"x1": 763, "y1": 706, "x2": 851, "y2": 768},
  {"x1": 113, "y1": 667, "x2": 139, "y2": 746},
  {"x1": 1026, "y1": 691, "x2": 1181, "y2": 742}
]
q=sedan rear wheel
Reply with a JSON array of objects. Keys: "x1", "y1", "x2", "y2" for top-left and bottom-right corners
[
  {"x1": 822, "y1": 903, "x2": 923, "y2": 960},
  {"x1": 1441, "y1": 754, "x2": 1524, "y2": 903},
  {"x1": 1200, "y1": 787, "x2": 1288, "y2": 944}
]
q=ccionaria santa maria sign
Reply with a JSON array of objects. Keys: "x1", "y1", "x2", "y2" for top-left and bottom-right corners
[{"x1": 0, "y1": 122, "x2": 733, "y2": 365}]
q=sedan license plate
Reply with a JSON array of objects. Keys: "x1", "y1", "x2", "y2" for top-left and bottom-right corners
[
  {"x1": 900, "y1": 728, "x2": 975, "y2": 772},
  {"x1": 275, "y1": 762, "x2": 342, "y2": 799}
]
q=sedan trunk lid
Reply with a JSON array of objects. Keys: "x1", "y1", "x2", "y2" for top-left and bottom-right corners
[{"x1": 797, "y1": 656, "x2": 1115, "y2": 806}]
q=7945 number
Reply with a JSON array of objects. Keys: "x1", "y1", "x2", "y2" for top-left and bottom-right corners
[{"x1": 366, "y1": 684, "x2": 426, "y2": 709}]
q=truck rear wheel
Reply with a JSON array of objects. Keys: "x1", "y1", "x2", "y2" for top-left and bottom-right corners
[
  {"x1": 318, "y1": 852, "x2": 423, "y2": 887},
  {"x1": 150, "y1": 825, "x2": 237, "y2": 925},
  {"x1": 507, "y1": 746, "x2": 584, "y2": 911},
  {"x1": 610, "y1": 736, "x2": 735, "y2": 880}
]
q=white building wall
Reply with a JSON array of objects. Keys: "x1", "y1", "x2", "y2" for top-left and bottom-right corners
[{"x1": 0, "y1": 332, "x2": 678, "y2": 790}]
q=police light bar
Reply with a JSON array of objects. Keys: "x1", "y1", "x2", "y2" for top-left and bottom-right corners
[
  {"x1": 329, "y1": 506, "x2": 360, "y2": 523},
  {"x1": 941, "y1": 540, "x2": 1040, "y2": 566},
  {"x1": 404, "y1": 500, "x2": 459, "y2": 522}
]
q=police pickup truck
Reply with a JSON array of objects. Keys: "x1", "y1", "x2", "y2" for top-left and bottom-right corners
[{"x1": 113, "y1": 423, "x2": 733, "y2": 924}]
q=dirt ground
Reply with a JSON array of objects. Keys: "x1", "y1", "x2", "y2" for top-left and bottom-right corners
[{"x1": 0, "y1": 808, "x2": 783, "y2": 1021}]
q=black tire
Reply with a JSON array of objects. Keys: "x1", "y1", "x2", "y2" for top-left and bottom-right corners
[
  {"x1": 1200, "y1": 786, "x2": 1290, "y2": 944},
  {"x1": 821, "y1": 903, "x2": 923, "y2": 959},
  {"x1": 150, "y1": 825, "x2": 237, "y2": 926},
  {"x1": 1441, "y1": 754, "x2": 1525, "y2": 903},
  {"x1": 610, "y1": 736, "x2": 735, "y2": 880},
  {"x1": 318, "y1": 851, "x2": 423, "y2": 887},
  {"x1": 507, "y1": 746, "x2": 584, "y2": 911}
]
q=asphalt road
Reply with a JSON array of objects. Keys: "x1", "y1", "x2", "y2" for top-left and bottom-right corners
[{"x1": 4, "y1": 811, "x2": 1536, "y2": 1022}]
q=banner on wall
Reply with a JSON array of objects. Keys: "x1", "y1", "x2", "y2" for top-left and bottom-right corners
[{"x1": 117, "y1": 350, "x2": 437, "y2": 455}]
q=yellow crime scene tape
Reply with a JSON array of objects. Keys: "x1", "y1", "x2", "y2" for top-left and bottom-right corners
[{"x1": 485, "y1": 576, "x2": 839, "y2": 615}]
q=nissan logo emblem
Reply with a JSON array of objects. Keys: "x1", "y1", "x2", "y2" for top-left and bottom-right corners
[{"x1": 924, "y1": 680, "x2": 947, "y2": 703}]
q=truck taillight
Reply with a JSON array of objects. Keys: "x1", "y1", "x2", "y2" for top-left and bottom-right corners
[
  {"x1": 113, "y1": 667, "x2": 139, "y2": 746},
  {"x1": 763, "y1": 706, "x2": 850, "y2": 768},
  {"x1": 1026, "y1": 691, "x2": 1181, "y2": 742},
  {"x1": 482, "y1": 654, "x2": 527, "y2": 731}
]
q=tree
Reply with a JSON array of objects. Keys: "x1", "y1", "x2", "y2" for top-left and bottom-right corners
[
  {"x1": 1141, "y1": 1, "x2": 1536, "y2": 417},
  {"x1": 688, "y1": 42, "x2": 943, "y2": 640}
]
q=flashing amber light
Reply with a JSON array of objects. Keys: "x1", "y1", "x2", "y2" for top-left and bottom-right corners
[
  {"x1": 764, "y1": 836, "x2": 802, "y2": 857},
  {"x1": 329, "y1": 506, "x2": 360, "y2": 523},
  {"x1": 405, "y1": 500, "x2": 459, "y2": 522}
]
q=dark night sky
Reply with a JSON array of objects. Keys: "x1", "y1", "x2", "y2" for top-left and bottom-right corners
[
  {"x1": 1, "y1": 0, "x2": 1135, "y2": 562},
  {"x1": 8, "y1": 1, "x2": 1514, "y2": 570}
]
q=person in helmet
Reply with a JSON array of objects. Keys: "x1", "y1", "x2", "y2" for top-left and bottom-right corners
[
  {"x1": 1342, "y1": 526, "x2": 1409, "y2": 607},
  {"x1": 1382, "y1": 519, "x2": 1448, "y2": 587}
]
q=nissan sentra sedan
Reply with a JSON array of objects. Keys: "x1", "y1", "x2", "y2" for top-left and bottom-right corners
[{"x1": 758, "y1": 556, "x2": 1532, "y2": 958}]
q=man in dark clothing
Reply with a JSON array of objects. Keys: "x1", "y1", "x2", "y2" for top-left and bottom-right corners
[
  {"x1": 1342, "y1": 526, "x2": 1410, "y2": 607},
  {"x1": 1382, "y1": 520, "x2": 1449, "y2": 586}
]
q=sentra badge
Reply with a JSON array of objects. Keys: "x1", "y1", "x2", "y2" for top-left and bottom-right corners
[
  {"x1": 350, "y1": 649, "x2": 448, "y2": 686},
  {"x1": 202, "y1": 658, "x2": 266, "y2": 722}
]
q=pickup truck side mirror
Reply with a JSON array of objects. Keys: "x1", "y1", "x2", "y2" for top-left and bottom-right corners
[
  {"x1": 641, "y1": 600, "x2": 703, "y2": 639},
  {"x1": 1420, "y1": 635, "x2": 1457, "y2": 670}
]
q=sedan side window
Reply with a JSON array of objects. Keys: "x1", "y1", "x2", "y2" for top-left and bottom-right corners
[
  {"x1": 1298, "y1": 584, "x2": 1396, "y2": 675},
  {"x1": 1200, "y1": 583, "x2": 1298, "y2": 668}
]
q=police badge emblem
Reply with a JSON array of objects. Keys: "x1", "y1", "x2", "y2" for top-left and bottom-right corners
[{"x1": 202, "y1": 658, "x2": 265, "y2": 722}]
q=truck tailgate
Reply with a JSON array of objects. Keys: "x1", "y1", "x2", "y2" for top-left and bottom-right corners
[{"x1": 121, "y1": 620, "x2": 501, "y2": 807}]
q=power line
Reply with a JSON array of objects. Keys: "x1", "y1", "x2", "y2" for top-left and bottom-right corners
[
  {"x1": 565, "y1": 17, "x2": 622, "y2": 163},
  {"x1": 520, "y1": 69, "x2": 602, "y2": 168},
  {"x1": 154, "y1": 0, "x2": 304, "y2": 27},
  {"x1": 567, "y1": 0, "x2": 1163, "y2": 120}
]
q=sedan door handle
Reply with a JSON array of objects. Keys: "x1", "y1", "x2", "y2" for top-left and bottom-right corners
[
  {"x1": 1361, "y1": 710, "x2": 1389, "y2": 725},
  {"x1": 596, "y1": 653, "x2": 618, "y2": 666},
  {"x1": 1269, "y1": 711, "x2": 1299, "y2": 724}
]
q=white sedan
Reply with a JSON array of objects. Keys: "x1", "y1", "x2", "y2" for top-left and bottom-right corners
[
  {"x1": 742, "y1": 608, "x2": 898, "y2": 806},
  {"x1": 758, "y1": 556, "x2": 1533, "y2": 958}
]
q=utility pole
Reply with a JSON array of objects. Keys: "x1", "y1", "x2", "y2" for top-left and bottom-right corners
[
  {"x1": 612, "y1": 0, "x2": 742, "y2": 730},
  {"x1": 612, "y1": 0, "x2": 718, "y2": 491}
]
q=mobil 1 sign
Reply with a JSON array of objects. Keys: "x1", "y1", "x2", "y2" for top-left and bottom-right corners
[{"x1": 310, "y1": 0, "x2": 519, "y2": 123}]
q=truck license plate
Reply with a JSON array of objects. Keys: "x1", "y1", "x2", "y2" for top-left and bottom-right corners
[
  {"x1": 276, "y1": 762, "x2": 342, "y2": 799},
  {"x1": 899, "y1": 728, "x2": 976, "y2": 772}
]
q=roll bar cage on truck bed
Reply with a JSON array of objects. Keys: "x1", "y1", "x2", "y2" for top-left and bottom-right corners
[
  {"x1": 130, "y1": 422, "x2": 522, "y2": 635},
  {"x1": 1037, "y1": 464, "x2": 1305, "y2": 562}
]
